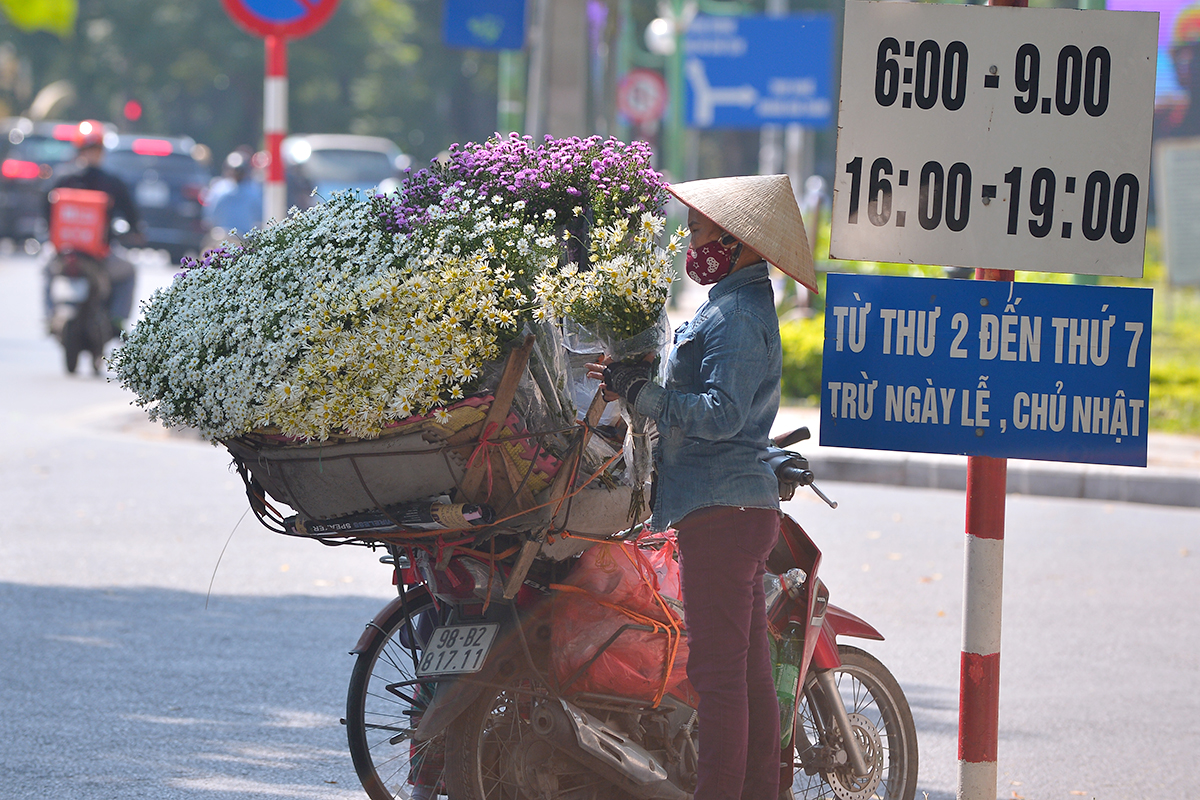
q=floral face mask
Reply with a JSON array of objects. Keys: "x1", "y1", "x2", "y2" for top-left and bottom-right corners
[{"x1": 684, "y1": 236, "x2": 743, "y2": 285}]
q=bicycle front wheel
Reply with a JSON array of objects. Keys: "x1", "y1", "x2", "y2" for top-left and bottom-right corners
[{"x1": 346, "y1": 589, "x2": 447, "y2": 800}]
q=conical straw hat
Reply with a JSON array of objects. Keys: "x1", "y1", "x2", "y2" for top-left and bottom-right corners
[{"x1": 667, "y1": 174, "x2": 817, "y2": 293}]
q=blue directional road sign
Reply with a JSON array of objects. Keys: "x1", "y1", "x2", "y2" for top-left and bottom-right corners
[
  {"x1": 683, "y1": 13, "x2": 834, "y2": 129},
  {"x1": 820, "y1": 273, "x2": 1154, "y2": 467}
]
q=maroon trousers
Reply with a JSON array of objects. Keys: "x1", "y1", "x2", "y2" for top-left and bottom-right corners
[{"x1": 676, "y1": 506, "x2": 781, "y2": 800}]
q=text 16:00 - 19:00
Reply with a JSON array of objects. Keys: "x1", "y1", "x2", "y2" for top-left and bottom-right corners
[{"x1": 843, "y1": 157, "x2": 1139, "y2": 244}]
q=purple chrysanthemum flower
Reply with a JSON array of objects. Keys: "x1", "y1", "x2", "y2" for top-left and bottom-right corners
[{"x1": 381, "y1": 133, "x2": 668, "y2": 255}]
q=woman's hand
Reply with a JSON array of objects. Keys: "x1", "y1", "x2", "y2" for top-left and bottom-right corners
[
  {"x1": 584, "y1": 356, "x2": 620, "y2": 403},
  {"x1": 586, "y1": 356, "x2": 653, "y2": 405}
]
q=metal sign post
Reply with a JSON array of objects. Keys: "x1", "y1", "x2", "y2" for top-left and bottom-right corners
[
  {"x1": 220, "y1": 0, "x2": 341, "y2": 226},
  {"x1": 263, "y1": 35, "x2": 288, "y2": 226},
  {"x1": 830, "y1": 3, "x2": 1159, "y2": 798}
]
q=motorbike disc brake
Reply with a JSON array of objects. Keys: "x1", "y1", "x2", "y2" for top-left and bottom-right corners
[{"x1": 827, "y1": 712, "x2": 884, "y2": 800}]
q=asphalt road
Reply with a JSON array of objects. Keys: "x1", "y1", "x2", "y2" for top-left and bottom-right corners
[{"x1": 1, "y1": 250, "x2": 1198, "y2": 799}]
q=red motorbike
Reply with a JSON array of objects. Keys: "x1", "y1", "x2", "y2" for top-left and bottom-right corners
[{"x1": 342, "y1": 427, "x2": 919, "y2": 800}]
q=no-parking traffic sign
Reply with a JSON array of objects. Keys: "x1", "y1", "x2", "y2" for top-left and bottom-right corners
[
  {"x1": 221, "y1": 0, "x2": 340, "y2": 40},
  {"x1": 618, "y1": 69, "x2": 669, "y2": 125}
]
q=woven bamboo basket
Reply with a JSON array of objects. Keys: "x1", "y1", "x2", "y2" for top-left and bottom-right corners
[{"x1": 225, "y1": 336, "x2": 650, "y2": 557}]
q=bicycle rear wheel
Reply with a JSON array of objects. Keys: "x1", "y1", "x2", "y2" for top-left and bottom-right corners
[{"x1": 346, "y1": 589, "x2": 447, "y2": 800}]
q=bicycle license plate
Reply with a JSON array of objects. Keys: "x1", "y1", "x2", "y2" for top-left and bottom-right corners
[{"x1": 416, "y1": 622, "x2": 500, "y2": 676}]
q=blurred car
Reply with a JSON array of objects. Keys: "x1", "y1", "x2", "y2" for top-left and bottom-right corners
[
  {"x1": 104, "y1": 134, "x2": 212, "y2": 263},
  {"x1": 0, "y1": 118, "x2": 95, "y2": 247},
  {"x1": 282, "y1": 134, "x2": 410, "y2": 210}
]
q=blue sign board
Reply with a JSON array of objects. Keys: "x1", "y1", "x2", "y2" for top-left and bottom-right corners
[
  {"x1": 443, "y1": 0, "x2": 526, "y2": 50},
  {"x1": 683, "y1": 13, "x2": 834, "y2": 129},
  {"x1": 820, "y1": 274, "x2": 1154, "y2": 467}
]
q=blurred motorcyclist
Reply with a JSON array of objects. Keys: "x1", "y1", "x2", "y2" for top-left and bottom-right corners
[
  {"x1": 1156, "y1": 2, "x2": 1200, "y2": 139},
  {"x1": 43, "y1": 120, "x2": 143, "y2": 330}
]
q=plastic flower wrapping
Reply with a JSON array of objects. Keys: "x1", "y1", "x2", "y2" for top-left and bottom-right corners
[{"x1": 112, "y1": 135, "x2": 682, "y2": 443}]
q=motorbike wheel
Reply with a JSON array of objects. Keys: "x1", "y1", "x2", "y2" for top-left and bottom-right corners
[
  {"x1": 346, "y1": 590, "x2": 448, "y2": 800},
  {"x1": 84, "y1": 310, "x2": 112, "y2": 376},
  {"x1": 444, "y1": 666, "x2": 625, "y2": 800},
  {"x1": 62, "y1": 317, "x2": 82, "y2": 374},
  {"x1": 786, "y1": 645, "x2": 919, "y2": 800}
]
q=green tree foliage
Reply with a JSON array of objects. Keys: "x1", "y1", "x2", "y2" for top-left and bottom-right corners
[
  {"x1": 0, "y1": 0, "x2": 76, "y2": 38},
  {"x1": 0, "y1": 0, "x2": 503, "y2": 167}
]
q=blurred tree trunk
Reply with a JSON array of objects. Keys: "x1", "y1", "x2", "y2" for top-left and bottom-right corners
[{"x1": 540, "y1": 0, "x2": 588, "y2": 138}]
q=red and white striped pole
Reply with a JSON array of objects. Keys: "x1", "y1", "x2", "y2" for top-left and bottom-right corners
[
  {"x1": 957, "y1": 4, "x2": 1025, "y2": 793},
  {"x1": 958, "y1": 444, "x2": 1008, "y2": 799},
  {"x1": 263, "y1": 34, "x2": 288, "y2": 225}
]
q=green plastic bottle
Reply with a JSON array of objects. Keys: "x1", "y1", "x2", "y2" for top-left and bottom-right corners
[{"x1": 772, "y1": 623, "x2": 804, "y2": 748}]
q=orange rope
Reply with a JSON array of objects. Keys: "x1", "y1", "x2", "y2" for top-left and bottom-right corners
[
  {"x1": 617, "y1": 542, "x2": 686, "y2": 707},
  {"x1": 465, "y1": 421, "x2": 501, "y2": 500}
]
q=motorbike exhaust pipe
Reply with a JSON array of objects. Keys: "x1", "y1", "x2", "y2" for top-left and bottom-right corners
[{"x1": 534, "y1": 698, "x2": 690, "y2": 800}]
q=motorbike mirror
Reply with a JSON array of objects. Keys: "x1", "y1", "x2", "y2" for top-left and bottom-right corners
[{"x1": 772, "y1": 426, "x2": 810, "y2": 448}]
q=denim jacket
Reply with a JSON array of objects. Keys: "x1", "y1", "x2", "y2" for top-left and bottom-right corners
[{"x1": 634, "y1": 262, "x2": 782, "y2": 530}]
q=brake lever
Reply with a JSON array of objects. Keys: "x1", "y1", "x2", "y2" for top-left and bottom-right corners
[
  {"x1": 769, "y1": 449, "x2": 838, "y2": 509},
  {"x1": 808, "y1": 482, "x2": 838, "y2": 509}
]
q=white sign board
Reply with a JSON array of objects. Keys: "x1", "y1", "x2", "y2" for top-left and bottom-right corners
[
  {"x1": 831, "y1": 1, "x2": 1158, "y2": 277},
  {"x1": 1154, "y1": 138, "x2": 1200, "y2": 287}
]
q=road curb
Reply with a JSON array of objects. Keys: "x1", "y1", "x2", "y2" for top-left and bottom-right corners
[{"x1": 807, "y1": 450, "x2": 1200, "y2": 508}]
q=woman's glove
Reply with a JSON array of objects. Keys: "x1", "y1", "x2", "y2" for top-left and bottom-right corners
[{"x1": 602, "y1": 361, "x2": 652, "y2": 404}]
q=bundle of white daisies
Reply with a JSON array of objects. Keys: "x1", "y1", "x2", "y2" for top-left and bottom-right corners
[{"x1": 112, "y1": 135, "x2": 683, "y2": 443}]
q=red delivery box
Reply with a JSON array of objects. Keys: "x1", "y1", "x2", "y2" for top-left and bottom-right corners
[{"x1": 49, "y1": 187, "x2": 110, "y2": 258}]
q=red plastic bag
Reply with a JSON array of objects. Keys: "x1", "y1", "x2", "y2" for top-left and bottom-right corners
[{"x1": 550, "y1": 535, "x2": 688, "y2": 703}]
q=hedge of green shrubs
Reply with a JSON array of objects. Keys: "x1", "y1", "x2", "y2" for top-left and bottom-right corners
[{"x1": 779, "y1": 316, "x2": 825, "y2": 404}]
